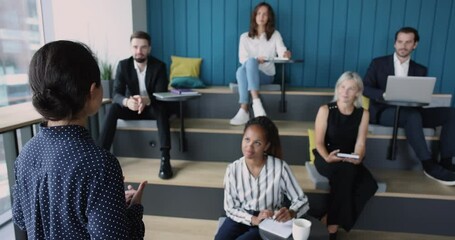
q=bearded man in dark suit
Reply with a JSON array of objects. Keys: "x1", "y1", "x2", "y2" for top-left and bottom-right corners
[
  {"x1": 99, "y1": 31, "x2": 174, "y2": 179},
  {"x1": 363, "y1": 27, "x2": 455, "y2": 185}
]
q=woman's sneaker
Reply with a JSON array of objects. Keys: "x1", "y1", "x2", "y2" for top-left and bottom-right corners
[
  {"x1": 230, "y1": 108, "x2": 249, "y2": 125},
  {"x1": 252, "y1": 98, "x2": 266, "y2": 117}
]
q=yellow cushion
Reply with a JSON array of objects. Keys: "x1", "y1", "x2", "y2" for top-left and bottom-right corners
[
  {"x1": 362, "y1": 95, "x2": 370, "y2": 110},
  {"x1": 169, "y1": 56, "x2": 202, "y2": 82},
  {"x1": 308, "y1": 128, "x2": 316, "y2": 164}
]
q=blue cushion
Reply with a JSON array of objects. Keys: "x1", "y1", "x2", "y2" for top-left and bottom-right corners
[{"x1": 170, "y1": 77, "x2": 206, "y2": 89}]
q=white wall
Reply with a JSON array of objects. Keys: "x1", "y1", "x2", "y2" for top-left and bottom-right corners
[{"x1": 44, "y1": 0, "x2": 134, "y2": 68}]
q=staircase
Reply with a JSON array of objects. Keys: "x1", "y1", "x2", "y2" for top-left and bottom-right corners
[{"x1": 113, "y1": 87, "x2": 455, "y2": 239}]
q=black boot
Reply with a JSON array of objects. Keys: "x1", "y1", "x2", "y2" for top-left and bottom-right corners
[{"x1": 159, "y1": 155, "x2": 173, "y2": 179}]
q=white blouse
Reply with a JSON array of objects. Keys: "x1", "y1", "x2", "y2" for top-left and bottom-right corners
[
  {"x1": 238, "y1": 30, "x2": 288, "y2": 76},
  {"x1": 223, "y1": 155, "x2": 309, "y2": 226}
]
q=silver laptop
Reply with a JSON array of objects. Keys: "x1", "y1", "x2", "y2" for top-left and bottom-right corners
[{"x1": 384, "y1": 76, "x2": 436, "y2": 104}]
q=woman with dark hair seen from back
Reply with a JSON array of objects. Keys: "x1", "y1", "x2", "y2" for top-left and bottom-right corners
[
  {"x1": 12, "y1": 40, "x2": 147, "y2": 239},
  {"x1": 313, "y1": 71, "x2": 378, "y2": 240},
  {"x1": 215, "y1": 116, "x2": 309, "y2": 240},
  {"x1": 230, "y1": 2, "x2": 292, "y2": 125}
]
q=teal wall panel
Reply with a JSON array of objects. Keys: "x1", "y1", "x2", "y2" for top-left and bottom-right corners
[
  {"x1": 187, "y1": 0, "x2": 200, "y2": 57},
  {"x1": 303, "y1": 0, "x2": 319, "y2": 87},
  {"x1": 357, "y1": 0, "x2": 376, "y2": 79},
  {"x1": 174, "y1": 0, "x2": 187, "y2": 57},
  {"x1": 199, "y1": 0, "x2": 212, "y2": 85},
  {"x1": 147, "y1": 0, "x2": 455, "y2": 99},
  {"x1": 329, "y1": 0, "x2": 348, "y2": 86},
  {"x1": 290, "y1": 0, "x2": 305, "y2": 86},
  {"x1": 443, "y1": 1, "x2": 455, "y2": 105},
  {"x1": 316, "y1": 0, "x2": 334, "y2": 87},
  {"x1": 224, "y1": 0, "x2": 238, "y2": 83},
  {"x1": 147, "y1": 0, "x2": 163, "y2": 58},
  {"x1": 212, "y1": 0, "x2": 225, "y2": 85}
]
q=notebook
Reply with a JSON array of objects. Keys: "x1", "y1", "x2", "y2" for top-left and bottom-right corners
[
  {"x1": 259, "y1": 218, "x2": 293, "y2": 239},
  {"x1": 384, "y1": 76, "x2": 436, "y2": 104},
  {"x1": 153, "y1": 91, "x2": 201, "y2": 99},
  {"x1": 170, "y1": 89, "x2": 199, "y2": 95}
]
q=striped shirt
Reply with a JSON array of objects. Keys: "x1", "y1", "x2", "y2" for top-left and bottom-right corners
[{"x1": 223, "y1": 156, "x2": 309, "y2": 225}]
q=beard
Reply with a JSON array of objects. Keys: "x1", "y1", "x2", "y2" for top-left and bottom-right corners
[
  {"x1": 396, "y1": 49, "x2": 412, "y2": 58},
  {"x1": 134, "y1": 56, "x2": 147, "y2": 63}
]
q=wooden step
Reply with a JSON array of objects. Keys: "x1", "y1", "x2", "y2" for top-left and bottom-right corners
[
  {"x1": 119, "y1": 157, "x2": 455, "y2": 200},
  {"x1": 142, "y1": 215, "x2": 454, "y2": 240},
  {"x1": 118, "y1": 118, "x2": 440, "y2": 140},
  {"x1": 114, "y1": 118, "x2": 439, "y2": 169},
  {"x1": 122, "y1": 158, "x2": 455, "y2": 236},
  {"x1": 196, "y1": 86, "x2": 452, "y2": 99},
  {"x1": 143, "y1": 215, "x2": 218, "y2": 240}
]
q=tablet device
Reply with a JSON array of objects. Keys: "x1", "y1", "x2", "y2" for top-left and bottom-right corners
[{"x1": 336, "y1": 153, "x2": 359, "y2": 159}]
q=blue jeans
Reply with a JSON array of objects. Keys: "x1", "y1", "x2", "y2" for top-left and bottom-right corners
[
  {"x1": 236, "y1": 58, "x2": 274, "y2": 104},
  {"x1": 378, "y1": 106, "x2": 455, "y2": 161}
]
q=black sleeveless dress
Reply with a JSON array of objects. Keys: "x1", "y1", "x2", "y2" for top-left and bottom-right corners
[{"x1": 314, "y1": 102, "x2": 378, "y2": 231}]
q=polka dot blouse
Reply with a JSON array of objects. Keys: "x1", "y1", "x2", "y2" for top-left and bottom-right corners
[{"x1": 12, "y1": 124, "x2": 144, "y2": 239}]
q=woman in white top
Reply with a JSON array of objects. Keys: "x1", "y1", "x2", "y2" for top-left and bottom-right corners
[
  {"x1": 230, "y1": 2, "x2": 292, "y2": 125},
  {"x1": 215, "y1": 116, "x2": 309, "y2": 240}
]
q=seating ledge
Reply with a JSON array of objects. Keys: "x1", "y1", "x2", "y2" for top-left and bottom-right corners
[
  {"x1": 305, "y1": 162, "x2": 387, "y2": 192},
  {"x1": 116, "y1": 118, "x2": 440, "y2": 139},
  {"x1": 145, "y1": 215, "x2": 455, "y2": 240},
  {"x1": 194, "y1": 86, "x2": 453, "y2": 99},
  {"x1": 120, "y1": 157, "x2": 455, "y2": 200}
]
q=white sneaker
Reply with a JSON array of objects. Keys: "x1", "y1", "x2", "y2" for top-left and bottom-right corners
[
  {"x1": 230, "y1": 108, "x2": 250, "y2": 125},
  {"x1": 252, "y1": 98, "x2": 266, "y2": 117}
]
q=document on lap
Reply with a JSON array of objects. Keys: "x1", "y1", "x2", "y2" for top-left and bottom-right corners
[{"x1": 259, "y1": 218, "x2": 293, "y2": 239}]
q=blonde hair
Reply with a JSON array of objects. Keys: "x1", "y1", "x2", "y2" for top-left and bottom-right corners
[{"x1": 332, "y1": 71, "x2": 364, "y2": 108}]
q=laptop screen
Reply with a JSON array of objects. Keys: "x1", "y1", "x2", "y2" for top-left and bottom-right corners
[{"x1": 384, "y1": 76, "x2": 436, "y2": 104}]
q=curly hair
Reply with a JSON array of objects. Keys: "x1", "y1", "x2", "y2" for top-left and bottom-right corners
[{"x1": 244, "y1": 116, "x2": 282, "y2": 159}]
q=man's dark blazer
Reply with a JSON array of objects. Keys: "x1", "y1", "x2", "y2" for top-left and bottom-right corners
[
  {"x1": 112, "y1": 56, "x2": 168, "y2": 107},
  {"x1": 363, "y1": 55, "x2": 427, "y2": 123}
]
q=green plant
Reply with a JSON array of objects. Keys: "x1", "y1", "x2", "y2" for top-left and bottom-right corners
[{"x1": 100, "y1": 61, "x2": 113, "y2": 80}]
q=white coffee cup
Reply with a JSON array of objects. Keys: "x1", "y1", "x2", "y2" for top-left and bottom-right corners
[{"x1": 292, "y1": 218, "x2": 312, "y2": 240}]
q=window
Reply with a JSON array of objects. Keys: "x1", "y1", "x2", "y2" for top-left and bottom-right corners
[
  {"x1": 0, "y1": 0, "x2": 44, "y2": 226},
  {"x1": 0, "y1": 0, "x2": 43, "y2": 107}
]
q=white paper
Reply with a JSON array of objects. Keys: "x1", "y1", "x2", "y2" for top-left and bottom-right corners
[
  {"x1": 259, "y1": 218, "x2": 293, "y2": 238},
  {"x1": 273, "y1": 57, "x2": 290, "y2": 61}
]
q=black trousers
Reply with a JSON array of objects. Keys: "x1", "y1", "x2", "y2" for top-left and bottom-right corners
[
  {"x1": 378, "y1": 106, "x2": 455, "y2": 161},
  {"x1": 99, "y1": 102, "x2": 171, "y2": 152},
  {"x1": 314, "y1": 150, "x2": 378, "y2": 231}
]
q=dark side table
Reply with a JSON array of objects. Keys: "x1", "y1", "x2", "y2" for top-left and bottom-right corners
[
  {"x1": 265, "y1": 59, "x2": 304, "y2": 112},
  {"x1": 379, "y1": 100, "x2": 428, "y2": 160},
  {"x1": 153, "y1": 92, "x2": 201, "y2": 152}
]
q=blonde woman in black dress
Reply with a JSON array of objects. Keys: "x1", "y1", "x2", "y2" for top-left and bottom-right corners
[{"x1": 313, "y1": 71, "x2": 378, "y2": 240}]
